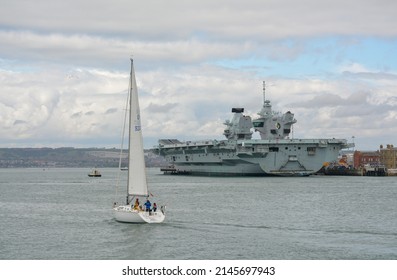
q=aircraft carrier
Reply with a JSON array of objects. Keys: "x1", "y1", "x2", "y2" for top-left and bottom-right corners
[{"x1": 156, "y1": 82, "x2": 352, "y2": 176}]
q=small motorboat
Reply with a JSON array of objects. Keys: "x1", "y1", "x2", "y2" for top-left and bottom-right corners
[{"x1": 88, "y1": 169, "x2": 102, "y2": 177}]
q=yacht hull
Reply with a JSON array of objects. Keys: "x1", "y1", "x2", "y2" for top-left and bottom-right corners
[{"x1": 113, "y1": 205, "x2": 165, "y2": 223}]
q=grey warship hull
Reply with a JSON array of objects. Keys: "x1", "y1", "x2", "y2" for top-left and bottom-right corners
[{"x1": 158, "y1": 138, "x2": 348, "y2": 176}]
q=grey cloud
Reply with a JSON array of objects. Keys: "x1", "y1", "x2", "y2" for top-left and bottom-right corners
[
  {"x1": 105, "y1": 108, "x2": 118, "y2": 114},
  {"x1": 146, "y1": 102, "x2": 178, "y2": 114},
  {"x1": 388, "y1": 96, "x2": 397, "y2": 105},
  {"x1": 13, "y1": 120, "x2": 27, "y2": 125},
  {"x1": 1, "y1": 0, "x2": 397, "y2": 40},
  {"x1": 342, "y1": 71, "x2": 397, "y2": 80},
  {"x1": 291, "y1": 93, "x2": 344, "y2": 108},
  {"x1": 334, "y1": 103, "x2": 386, "y2": 118},
  {"x1": 70, "y1": 112, "x2": 82, "y2": 119},
  {"x1": 345, "y1": 91, "x2": 371, "y2": 105}
]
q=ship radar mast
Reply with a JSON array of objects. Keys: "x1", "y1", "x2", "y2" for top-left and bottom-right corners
[
  {"x1": 253, "y1": 81, "x2": 297, "y2": 140},
  {"x1": 258, "y1": 81, "x2": 272, "y2": 117}
]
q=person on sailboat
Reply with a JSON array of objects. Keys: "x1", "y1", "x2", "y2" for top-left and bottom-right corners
[
  {"x1": 144, "y1": 199, "x2": 151, "y2": 213},
  {"x1": 133, "y1": 198, "x2": 140, "y2": 210},
  {"x1": 153, "y1": 203, "x2": 157, "y2": 212}
]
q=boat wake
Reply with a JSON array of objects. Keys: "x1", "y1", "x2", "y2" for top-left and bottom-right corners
[{"x1": 167, "y1": 220, "x2": 397, "y2": 238}]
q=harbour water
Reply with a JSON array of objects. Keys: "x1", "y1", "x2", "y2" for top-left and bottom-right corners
[{"x1": 0, "y1": 168, "x2": 396, "y2": 260}]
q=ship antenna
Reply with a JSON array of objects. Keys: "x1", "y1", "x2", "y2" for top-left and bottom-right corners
[{"x1": 262, "y1": 81, "x2": 266, "y2": 104}]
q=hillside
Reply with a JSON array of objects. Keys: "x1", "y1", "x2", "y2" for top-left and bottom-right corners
[{"x1": 0, "y1": 147, "x2": 166, "y2": 168}]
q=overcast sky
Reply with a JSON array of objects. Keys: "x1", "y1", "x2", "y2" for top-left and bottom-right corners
[{"x1": 1, "y1": 0, "x2": 396, "y2": 150}]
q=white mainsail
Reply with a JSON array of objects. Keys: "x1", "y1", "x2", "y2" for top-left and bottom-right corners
[{"x1": 127, "y1": 59, "x2": 148, "y2": 199}]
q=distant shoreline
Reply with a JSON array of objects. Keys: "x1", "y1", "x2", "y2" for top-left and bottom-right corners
[{"x1": 0, "y1": 147, "x2": 165, "y2": 168}]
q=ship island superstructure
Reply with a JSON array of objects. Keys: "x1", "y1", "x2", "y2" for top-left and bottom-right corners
[{"x1": 157, "y1": 82, "x2": 352, "y2": 176}]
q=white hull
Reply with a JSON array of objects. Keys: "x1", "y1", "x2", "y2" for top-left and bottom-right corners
[{"x1": 113, "y1": 205, "x2": 165, "y2": 223}]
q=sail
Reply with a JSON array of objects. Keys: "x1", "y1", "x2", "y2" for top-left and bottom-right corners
[{"x1": 127, "y1": 59, "x2": 148, "y2": 197}]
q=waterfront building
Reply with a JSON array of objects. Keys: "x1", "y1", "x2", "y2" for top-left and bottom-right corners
[
  {"x1": 353, "y1": 150, "x2": 380, "y2": 168},
  {"x1": 353, "y1": 150, "x2": 387, "y2": 176},
  {"x1": 380, "y1": 144, "x2": 397, "y2": 175}
]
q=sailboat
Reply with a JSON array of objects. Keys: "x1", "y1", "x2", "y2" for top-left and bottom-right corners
[{"x1": 113, "y1": 59, "x2": 165, "y2": 223}]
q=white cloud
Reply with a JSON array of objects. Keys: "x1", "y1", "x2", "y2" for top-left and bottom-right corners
[
  {"x1": 339, "y1": 62, "x2": 371, "y2": 74},
  {"x1": 1, "y1": 61, "x2": 397, "y2": 149},
  {"x1": 1, "y1": 0, "x2": 397, "y2": 150},
  {"x1": 0, "y1": 67, "x2": 128, "y2": 145}
]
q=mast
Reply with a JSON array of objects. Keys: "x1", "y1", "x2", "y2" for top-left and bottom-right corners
[{"x1": 125, "y1": 59, "x2": 133, "y2": 204}]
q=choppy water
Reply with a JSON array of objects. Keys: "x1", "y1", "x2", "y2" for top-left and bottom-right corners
[{"x1": 0, "y1": 168, "x2": 396, "y2": 260}]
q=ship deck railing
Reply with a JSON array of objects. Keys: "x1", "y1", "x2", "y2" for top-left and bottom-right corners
[{"x1": 158, "y1": 138, "x2": 349, "y2": 149}]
